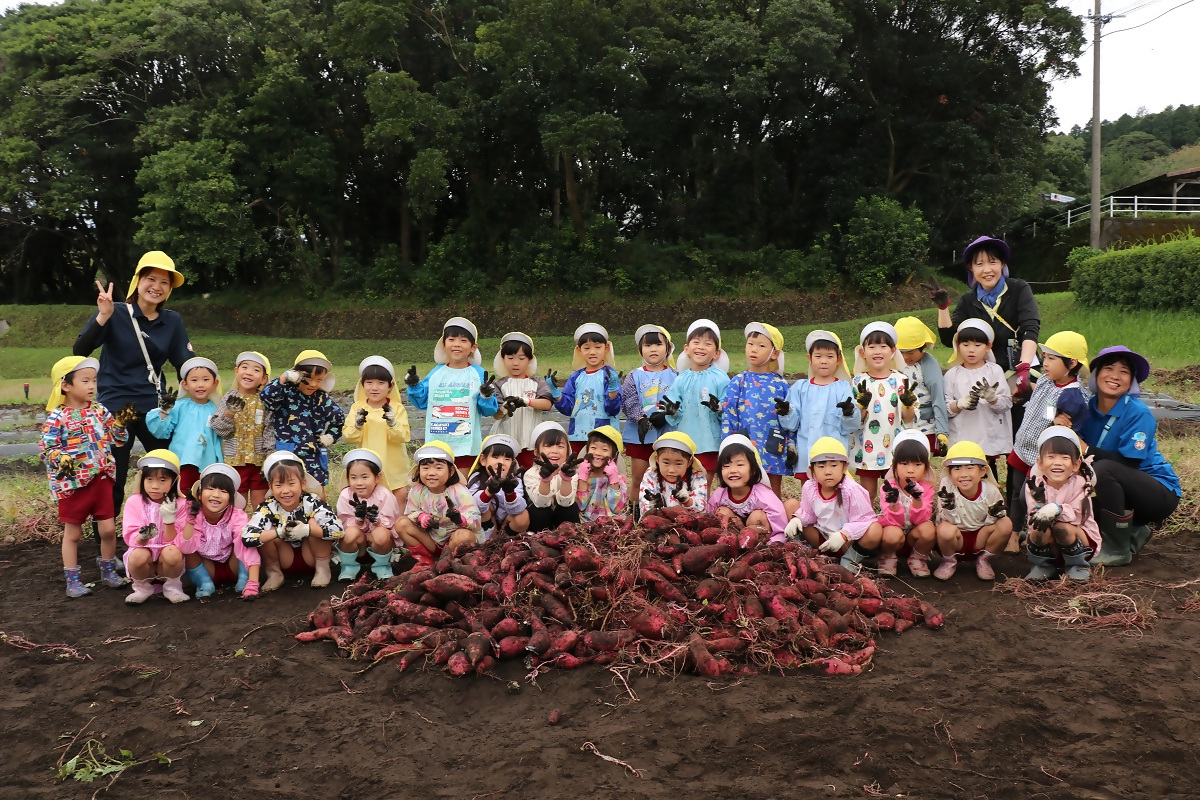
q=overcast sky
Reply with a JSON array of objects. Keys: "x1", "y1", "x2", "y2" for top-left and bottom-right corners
[{"x1": 2, "y1": 0, "x2": 1196, "y2": 133}]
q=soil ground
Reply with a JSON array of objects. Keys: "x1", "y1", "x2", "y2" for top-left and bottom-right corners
[{"x1": 2, "y1": 535, "x2": 1198, "y2": 800}]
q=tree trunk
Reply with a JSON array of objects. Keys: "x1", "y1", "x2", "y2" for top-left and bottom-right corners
[{"x1": 561, "y1": 151, "x2": 587, "y2": 244}]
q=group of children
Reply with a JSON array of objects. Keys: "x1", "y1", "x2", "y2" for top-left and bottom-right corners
[{"x1": 40, "y1": 311, "x2": 1101, "y2": 603}]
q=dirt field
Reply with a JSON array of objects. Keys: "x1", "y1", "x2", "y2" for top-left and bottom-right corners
[{"x1": 2, "y1": 534, "x2": 1198, "y2": 800}]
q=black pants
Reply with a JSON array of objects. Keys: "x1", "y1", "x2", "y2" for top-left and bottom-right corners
[
  {"x1": 527, "y1": 503, "x2": 579, "y2": 534},
  {"x1": 1091, "y1": 461, "x2": 1179, "y2": 525},
  {"x1": 92, "y1": 413, "x2": 170, "y2": 548},
  {"x1": 1008, "y1": 462, "x2": 1029, "y2": 532}
]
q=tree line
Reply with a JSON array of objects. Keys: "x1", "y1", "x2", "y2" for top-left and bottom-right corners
[{"x1": 0, "y1": 0, "x2": 1084, "y2": 303}]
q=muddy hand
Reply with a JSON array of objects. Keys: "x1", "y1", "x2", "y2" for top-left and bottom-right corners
[
  {"x1": 898, "y1": 381, "x2": 917, "y2": 408},
  {"x1": 643, "y1": 488, "x2": 665, "y2": 509},
  {"x1": 905, "y1": 478, "x2": 923, "y2": 499},
  {"x1": 882, "y1": 481, "x2": 900, "y2": 504},
  {"x1": 1027, "y1": 474, "x2": 1046, "y2": 505},
  {"x1": 54, "y1": 454, "x2": 75, "y2": 481},
  {"x1": 774, "y1": 397, "x2": 790, "y2": 416},
  {"x1": 354, "y1": 407, "x2": 368, "y2": 429},
  {"x1": 938, "y1": 487, "x2": 956, "y2": 510},
  {"x1": 533, "y1": 455, "x2": 558, "y2": 480},
  {"x1": 987, "y1": 500, "x2": 1008, "y2": 518},
  {"x1": 920, "y1": 277, "x2": 950, "y2": 309},
  {"x1": 700, "y1": 394, "x2": 721, "y2": 417},
  {"x1": 113, "y1": 403, "x2": 139, "y2": 428},
  {"x1": 159, "y1": 386, "x2": 178, "y2": 413},
  {"x1": 836, "y1": 397, "x2": 855, "y2": 417},
  {"x1": 559, "y1": 450, "x2": 584, "y2": 478}
]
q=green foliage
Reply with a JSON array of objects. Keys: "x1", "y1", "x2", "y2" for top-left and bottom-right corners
[
  {"x1": 1072, "y1": 235, "x2": 1200, "y2": 312},
  {"x1": 841, "y1": 196, "x2": 929, "y2": 295},
  {"x1": 55, "y1": 738, "x2": 169, "y2": 784},
  {"x1": 1065, "y1": 245, "x2": 1101, "y2": 274}
]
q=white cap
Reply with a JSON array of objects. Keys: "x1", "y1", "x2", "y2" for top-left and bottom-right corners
[
  {"x1": 358, "y1": 356, "x2": 395, "y2": 380},
  {"x1": 343, "y1": 448, "x2": 384, "y2": 471}
]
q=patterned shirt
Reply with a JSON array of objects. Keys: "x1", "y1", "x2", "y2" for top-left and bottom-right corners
[
  {"x1": 638, "y1": 467, "x2": 708, "y2": 518},
  {"x1": 259, "y1": 380, "x2": 345, "y2": 485},
  {"x1": 850, "y1": 371, "x2": 909, "y2": 471},
  {"x1": 242, "y1": 492, "x2": 343, "y2": 548},
  {"x1": 40, "y1": 403, "x2": 129, "y2": 500},
  {"x1": 721, "y1": 371, "x2": 793, "y2": 476},
  {"x1": 209, "y1": 390, "x2": 274, "y2": 467},
  {"x1": 405, "y1": 483, "x2": 482, "y2": 544}
]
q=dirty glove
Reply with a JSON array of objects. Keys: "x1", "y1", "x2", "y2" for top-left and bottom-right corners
[
  {"x1": 1031, "y1": 503, "x2": 1061, "y2": 532},
  {"x1": 774, "y1": 397, "x2": 790, "y2": 416},
  {"x1": 382, "y1": 402, "x2": 397, "y2": 427},
  {"x1": 785, "y1": 443, "x2": 798, "y2": 469},
  {"x1": 819, "y1": 530, "x2": 849, "y2": 554},
  {"x1": 483, "y1": 467, "x2": 505, "y2": 497},
  {"x1": 365, "y1": 504, "x2": 380, "y2": 524},
  {"x1": 445, "y1": 507, "x2": 464, "y2": 528},
  {"x1": 656, "y1": 396, "x2": 681, "y2": 417},
  {"x1": 113, "y1": 403, "x2": 139, "y2": 428},
  {"x1": 544, "y1": 370, "x2": 561, "y2": 400},
  {"x1": 637, "y1": 416, "x2": 652, "y2": 443},
  {"x1": 700, "y1": 394, "x2": 721, "y2": 417},
  {"x1": 979, "y1": 381, "x2": 999, "y2": 405},
  {"x1": 855, "y1": 380, "x2": 871, "y2": 410},
  {"x1": 898, "y1": 381, "x2": 917, "y2": 408},
  {"x1": 284, "y1": 369, "x2": 302, "y2": 385},
  {"x1": 224, "y1": 395, "x2": 246, "y2": 415},
  {"x1": 354, "y1": 407, "x2": 368, "y2": 429},
  {"x1": 136, "y1": 524, "x2": 157, "y2": 544},
  {"x1": 158, "y1": 386, "x2": 178, "y2": 413},
  {"x1": 534, "y1": 455, "x2": 558, "y2": 480},
  {"x1": 905, "y1": 478, "x2": 923, "y2": 500},
  {"x1": 318, "y1": 432, "x2": 335, "y2": 448},
  {"x1": 921, "y1": 277, "x2": 950, "y2": 310},
  {"x1": 783, "y1": 517, "x2": 805, "y2": 542},
  {"x1": 281, "y1": 518, "x2": 309, "y2": 543},
  {"x1": 956, "y1": 389, "x2": 979, "y2": 412},
  {"x1": 882, "y1": 481, "x2": 900, "y2": 504},
  {"x1": 1027, "y1": 474, "x2": 1046, "y2": 506},
  {"x1": 643, "y1": 489, "x2": 665, "y2": 510},
  {"x1": 1013, "y1": 362, "x2": 1032, "y2": 397},
  {"x1": 416, "y1": 512, "x2": 434, "y2": 530},
  {"x1": 159, "y1": 502, "x2": 176, "y2": 525},
  {"x1": 479, "y1": 372, "x2": 497, "y2": 399},
  {"x1": 502, "y1": 395, "x2": 526, "y2": 416},
  {"x1": 351, "y1": 496, "x2": 369, "y2": 521},
  {"x1": 933, "y1": 433, "x2": 948, "y2": 457},
  {"x1": 938, "y1": 487, "x2": 957, "y2": 511},
  {"x1": 54, "y1": 454, "x2": 75, "y2": 481},
  {"x1": 605, "y1": 370, "x2": 620, "y2": 395},
  {"x1": 559, "y1": 450, "x2": 584, "y2": 478},
  {"x1": 672, "y1": 484, "x2": 690, "y2": 504},
  {"x1": 404, "y1": 366, "x2": 420, "y2": 387},
  {"x1": 987, "y1": 500, "x2": 1008, "y2": 519},
  {"x1": 836, "y1": 396, "x2": 855, "y2": 417}
]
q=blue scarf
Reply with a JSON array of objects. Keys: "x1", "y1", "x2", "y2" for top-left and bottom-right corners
[{"x1": 976, "y1": 276, "x2": 1006, "y2": 309}]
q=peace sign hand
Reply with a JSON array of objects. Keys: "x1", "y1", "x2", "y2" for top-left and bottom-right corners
[{"x1": 95, "y1": 281, "x2": 115, "y2": 323}]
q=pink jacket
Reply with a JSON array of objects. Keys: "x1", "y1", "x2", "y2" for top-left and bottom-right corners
[
  {"x1": 1024, "y1": 468, "x2": 1101, "y2": 553},
  {"x1": 122, "y1": 495, "x2": 186, "y2": 559},
  {"x1": 707, "y1": 483, "x2": 789, "y2": 541},
  {"x1": 176, "y1": 503, "x2": 257, "y2": 565},
  {"x1": 337, "y1": 485, "x2": 400, "y2": 531},
  {"x1": 878, "y1": 478, "x2": 935, "y2": 530},
  {"x1": 794, "y1": 477, "x2": 878, "y2": 540}
]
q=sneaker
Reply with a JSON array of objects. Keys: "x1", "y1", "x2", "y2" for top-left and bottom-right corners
[
  {"x1": 907, "y1": 552, "x2": 931, "y2": 578},
  {"x1": 975, "y1": 553, "x2": 996, "y2": 581},
  {"x1": 876, "y1": 553, "x2": 898, "y2": 577},
  {"x1": 933, "y1": 555, "x2": 958, "y2": 581}
]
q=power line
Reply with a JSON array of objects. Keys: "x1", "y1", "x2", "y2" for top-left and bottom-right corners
[{"x1": 1103, "y1": 0, "x2": 1197, "y2": 35}]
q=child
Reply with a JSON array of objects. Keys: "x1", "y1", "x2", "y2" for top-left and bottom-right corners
[
  {"x1": 1024, "y1": 426, "x2": 1101, "y2": 582},
  {"x1": 122, "y1": 450, "x2": 189, "y2": 604},
  {"x1": 241, "y1": 451, "x2": 345, "y2": 590},
  {"x1": 405, "y1": 317, "x2": 501, "y2": 473},
  {"x1": 41, "y1": 356, "x2": 134, "y2": 597},
  {"x1": 334, "y1": 449, "x2": 401, "y2": 581},
  {"x1": 146, "y1": 356, "x2": 223, "y2": 495},
  {"x1": 944, "y1": 319, "x2": 1013, "y2": 476},
  {"x1": 395, "y1": 441, "x2": 482, "y2": 566},
  {"x1": 621, "y1": 325, "x2": 677, "y2": 493},
  {"x1": 895, "y1": 317, "x2": 949, "y2": 456},
  {"x1": 343, "y1": 356, "x2": 412, "y2": 508},
  {"x1": 575, "y1": 425, "x2": 629, "y2": 523},
  {"x1": 779, "y1": 330, "x2": 858, "y2": 484},
  {"x1": 260, "y1": 350, "x2": 345, "y2": 489},
  {"x1": 524, "y1": 421, "x2": 586, "y2": 532},
  {"x1": 209, "y1": 351, "x2": 274, "y2": 508},
  {"x1": 550, "y1": 323, "x2": 622, "y2": 452},
  {"x1": 707, "y1": 434, "x2": 788, "y2": 541},
  {"x1": 638, "y1": 431, "x2": 708, "y2": 518},
  {"x1": 782, "y1": 437, "x2": 883, "y2": 571},
  {"x1": 851, "y1": 322, "x2": 916, "y2": 499},
  {"x1": 467, "y1": 434, "x2": 531, "y2": 538},
  {"x1": 877, "y1": 430, "x2": 937, "y2": 578},
  {"x1": 659, "y1": 319, "x2": 731, "y2": 483},
  {"x1": 1009, "y1": 332, "x2": 1089, "y2": 528},
  {"x1": 489, "y1": 332, "x2": 555, "y2": 469},
  {"x1": 177, "y1": 463, "x2": 261, "y2": 600},
  {"x1": 933, "y1": 441, "x2": 1013, "y2": 581},
  {"x1": 722, "y1": 323, "x2": 792, "y2": 496}
]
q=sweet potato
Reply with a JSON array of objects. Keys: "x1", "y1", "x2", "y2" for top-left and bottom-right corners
[
  {"x1": 294, "y1": 626, "x2": 339, "y2": 642},
  {"x1": 639, "y1": 514, "x2": 672, "y2": 531},
  {"x1": 519, "y1": 557, "x2": 558, "y2": 576},
  {"x1": 810, "y1": 616, "x2": 832, "y2": 647},
  {"x1": 725, "y1": 562, "x2": 751, "y2": 582},
  {"x1": 828, "y1": 591, "x2": 855, "y2": 616},
  {"x1": 525, "y1": 614, "x2": 551, "y2": 656},
  {"x1": 737, "y1": 526, "x2": 763, "y2": 551},
  {"x1": 422, "y1": 573, "x2": 482, "y2": 600},
  {"x1": 919, "y1": 600, "x2": 946, "y2": 629},
  {"x1": 446, "y1": 651, "x2": 474, "y2": 677},
  {"x1": 894, "y1": 618, "x2": 915, "y2": 634},
  {"x1": 307, "y1": 600, "x2": 335, "y2": 630},
  {"x1": 387, "y1": 598, "x2": 454, "y2": 626},
  {"x1": 694, "y1": 578, "x2": 726, "y2": 603},
  {"x1": 766, "y1": 595, "x2": 800, "y2": 622},
  {"x1": 464, "y1": 632, "x2": 490, "y2": 666},
  {"x1": 431, "y1": 639, "x2": 461, "y2": 665},
  {"x1": 872, "y1": 611, "x2": 895, "y2": 630},
  {"x1": 681, "y1": 529, "x2": 702, "y2": 546},
  {"x1": 547, "y1": 709, "x2": 561, "y2": 725},
  {"x1": 490, "y1": 617, "x2": 522, "y2": 639},
  {"x1": 451, "y1": 562, "x2": 493, "y2": 584},
  {"x1": 396, "y1": 648, "x2": 427, "y2": 673},
  {"x1": 563, "y1": 545, "x2": 600, "y2": 572},
  {"x1": 704, "y1": 636, "x2": 748, "y2": 653},
  {"x1": 649, "y1": 578, "x2": 688, "y2": 604},
  {"x1": 584, "y1": 629, "x2": 636, "y2": 652},
  {"x1": 699, "y1": 527, "x2": 723, "y2": 545},
  {"x1": 389, "y1": 587, "x2": 427, "y2": 603},
  {"x1": 630, "y1": 607, "x2": 671, "y2": 640},
  {"x1": 855, "y1": 597, "x2": 884, "y2": 616},
  {"x1": 817, "y1": 608, "x2": 850, "y2": 634},
  {"x1": 742, "y1": 594, "x2": 765, "y2": 619},
  {"x1": 688, "y1": 636, "x2": 721, "y2": 677},
  {"x1": 548, "y1": 628, "x2": 580, "y2": 655},
  {"x1": 589, "y1": 585, "x2": 610, "y2": 602},
  {"x1": 528, "y1": 541, "x2": 562, "y2": 560},
  {"x1": 495, "y1": 635, "x2": 530, "y2": 659},
  {"x1": 641, "y1": 559, "x2": 680, "y2": 582},
  {"x1": 676, "y1": 544, "x2": 731, "y2": 575},
  {"x1": 814, "y1": 656, "x2": 862, "y2": 675},
  {"x1": 540, "y1": 593, "x2": 576, "y2": 628},
  {"x1": 500, "y1": 550, "x2": 532, "y2": 573}
]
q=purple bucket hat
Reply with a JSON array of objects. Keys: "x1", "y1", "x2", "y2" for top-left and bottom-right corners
[
  {"x1": 1089, "y1": 345, "x2": 1150, "y2": 385},
  {"x1": 963, "y1": 236, "x2": 1011, "y2": 288}
]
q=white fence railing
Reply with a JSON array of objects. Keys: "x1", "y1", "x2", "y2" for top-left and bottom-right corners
[{"x1": 1062, "y1": 196, "x2": 1200, "y2": 227}]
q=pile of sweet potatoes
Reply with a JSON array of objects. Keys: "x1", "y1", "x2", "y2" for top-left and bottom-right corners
[{"x1": 296, "y1": 507, "x2": 945, "y2": 678}]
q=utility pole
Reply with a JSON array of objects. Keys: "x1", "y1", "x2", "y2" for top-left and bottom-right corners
[{"x1": 1087, "y1": 0, "x2": 1120, "y2": 250}]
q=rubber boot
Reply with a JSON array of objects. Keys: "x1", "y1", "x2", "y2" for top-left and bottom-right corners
[
  {"x1": 839, "y1": 543, "x2": 869, "y2": 573},
  {"x1": 262, "y1": 563, "x2": 285, "y2": 593},
  {"x1": 1025, "y1": 543, "x2": 1058, "y2": 581},
  {"x1": 1091, "y1": 510, "x2": 1133, "y2": 567},
  {"x1": 1130, "y1": 523, "x2": 1153, "y2": 555},
  {"x1": 235, "y1": 561, "x2": 249, "y2": 593},
  {"x1": 185, "y1": 564, "x2": 216, "y2": 599},
  {"x1": 162, "y1": 576, "x2": 190, "y2": 603},
  {"x1": 125, "y1": 579, "x2": 155, "y2": 604},
  {"x1": 367, "y1": 548, "x2": 394, "y2": 580},
  {"x1": 335, "y1": 546, "x2": 362, "y2": 581},
  {"x1": 311, "y1": 557, "x2": 332, "y2": 588},
  {"x1": 97, "y1": 558, "x2": 126, "y2": 589},
  {"x1": 64, "y1": 567, "x2": 92, "y2": 598},
  {"x1": 906, "y1": 551, "x2": 931, "y2": 578},
  {"x1": 1060, "y1": 540, "x2": 1093, "y2": 582},
  {"x1": 933, "y1": 554, "x2": 958, "y2": 581}
]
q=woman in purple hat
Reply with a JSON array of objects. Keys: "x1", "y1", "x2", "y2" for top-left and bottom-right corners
[{"x1": 1079, "y1": 346, "x2": 1180, "y2": 566}]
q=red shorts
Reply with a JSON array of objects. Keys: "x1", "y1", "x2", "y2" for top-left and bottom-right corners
[
  {"x1": 179, "y1": 465, "x2": 200, "y2": 495},
  {"x1": 792, "y1": 472, "x2": 809, "y2": 482},
  {"x1": 696, "y1": 452, "x2": 718, "y2": 474},
  {"x1": 454, "y1": 455, "x2": 475, "y2": 473},
  {"x1": 625, "y1": 443, "x2": 653, "y2": 461},
  {"x1": 956, "y1": 529, "x2": 982, "y2": 559},
  {"x1": 58, "y1": 475, "x2": 115, "y2": 525},
  {"x1": 516, "y1": 450, "x2": 535, "y2": 470},
  {"x1": 235, "y1": 464, "x2": 270, "y2": 493},
  {"x1": 927, "y1": 434, "x2": 938, "y2": 452},
  {"x1": 856, "y1": 468, "x2": 888, "y2": 479},
  {"x1": 282, "y1": 550, "x2": 316, "y2": 576}
]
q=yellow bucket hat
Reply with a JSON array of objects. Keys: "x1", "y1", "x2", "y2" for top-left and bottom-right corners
[
  {"x1": 125, "y1": 251, "x2": 185, "y2": 302},
  {"x1": 133, "y1": 448, "x2": 181, "y2": 497},
  {"x1": 294, "y1": 350, "x2": 335, "y2": 392},
  {"x1": 235, "y1": 351, "x2": 272, "y2": 384},
  {"x1": 46, "y1": 355, "x2": 99, "y2": 411},
  {"x1": 1040, "y1": 331, "x2": 1089, "y2": 379},
  {"x1": 650, "y1": 431, "x2": 703, "y2": 473},
  {"x1": 808, "y1": 436, "x2": 849, "y2": 464},
  {"x1": 745, "y1": 322, "x2": 785, "y2": 373},
  {"x1": 895, "y1": 317, "x2": 936, "y2": 351},
  {"x1": 587, "y1": 424, "x2": 624, "y2": 455},
  {"x1": 941, "y1": 440, "x2": 998, "y2": 488}
]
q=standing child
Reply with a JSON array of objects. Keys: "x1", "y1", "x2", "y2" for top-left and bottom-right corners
[
  {"x1": 851, "y1": 322, "x2": 917, "y2": 499},
  {"x1": 260, "y1": 350, "x2": 345, "y2": 490},
  {"x1": 778, "y1": 330, "x2": 858, "y2": 484},
  {"x1": 489, "y1": 332, "x2": 554, "y2": 470},
  {"x1": 1024, "y1": 426, "x2": 1101, "y2": 582},
  {"x1": 241, "y1": 451, "x2": 345, "y2": 590},
  {"x1": 659, "y1": 319, "x2": 731, "y2": 484},
  {"x1": 944, "y1": 319, "x2": 1013, "y2": 477},
  {"x1": 895, "y1": 317, "x2": 949, "y2": 456},
  {"x1": 395, "y1": 441, "x2": 482, "y2": 566},
  {"x1": 933, "y1": 441, "x2": 1013, "y2": 581},
  {"x1": 406, "y1": 317, "x2": 501, "y2": 474},
  {"x1": 782, "y1": 438, "x2": 884, "y2": 571},
  {"x1": 575, "y1": 425, "x2": 629, "y2": 523},
  {"x1": 551, "y1": 323, "x2": 622, "y2": 453},
  {"x1": 177, "y1": 463, "x2": 260, "y2": 600},
  {"x1": 41, "y1": 356, "x2": 135, "y2": 597},
  {"x1": 707, "y1": 434, "x2": 789, "y2": 541},
  {"x1": 467, "y1": 434, "x2": 531, "y2": 538},
  {"x1": 722, "y1": 323, "x2": 792, "y2": 496},
  {"x1": 639, "y1": 432, "x2": 708, "y2": 517},
  {"x1": 209, "y1": 352, "x2": 274, "y2": 508},
  {"x1": 621, "y1": 325, "x2": 677, "y2": 494},
  {"x1": 523, "y1": 421, "x2": 586, "y2": 532},
  {"x1": 122, "y1": 450, "x2": 189, "y2": 604},
  {"x1": 877, "y1": 431, "x2": 937, "y2": 577},
  {"x1": 334, "y1": 449, "x2": 401, "y2": 581},
  {"x1": 343, "y1": 356, "x2": 412, "y2": 509},
  {"x1": 146, "y1": 357, "x2": 223, "y2": 495}
]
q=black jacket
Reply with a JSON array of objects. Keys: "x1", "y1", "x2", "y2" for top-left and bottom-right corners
[{"x1": 937, "y1": 278, "x2": 1040, "y2": 372}]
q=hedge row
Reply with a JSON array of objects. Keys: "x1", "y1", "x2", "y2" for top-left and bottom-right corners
[{"x1": 1071, "y1": 236, "x2": 1200, "y2": 311}]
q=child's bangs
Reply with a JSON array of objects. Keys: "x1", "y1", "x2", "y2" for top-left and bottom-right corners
[
  {"x1": 638, "y1": 330, "x2": 666, "y2": 349},
  {"x1": 199, "y1": 473, "x2": 236, "y2": 496},
  {"x1": 718, "y1": 444, "x2": 762, "y2": 485},
  {"x1": 807, "y1": 339, "x2": 840, "y2": 356},
  {"x1": 141, "y1": 466, "x2": 175, "y2": 482},
  {"x1": 500, "y1": 339, "x2": 533, "y2": 359},
  {"x1": 483, "y1": 442, "x2": 516, "y2": 460},
  {"x1": 956, "y1": 327, "x2": 992, "y2": 346},
  {"x1": 1038, "y1": 436, "x2": 1081, "y2": 460},
  {"x1": 267, "y1": 461, "x2": 305, "y2": 484},
  {"x1": 360, "y1": 364, "x2": 393, "y2": 383},
  {"x1": 534, "y1": 429, "x2": 568, "y2": 450},
  {"x1": 688, "y1": 327, "x2": 719, "y2": 345},
  {"x1": 443, "y1": 325, "x2": 476, "y2": 344},
  {"x1": 577, "y1": 331, "x2": 608, "y2": 346},
  {"x1": 892, "y1": 439, "x2": 931, "y2": 466},
  {"x1": 185, "y1": 366, "x2": 218, "y2": 381},
  {"x1": 863, "y1": 331, "x2": 896, "y2": 348}
]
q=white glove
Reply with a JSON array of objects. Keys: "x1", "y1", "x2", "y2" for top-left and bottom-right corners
[
  {"x1": 284, "y1": 369, "x2": 302, "y2": 384},
  {"x1": 159, "y1": 502, "x2": 176, "y2": 525},
  {"x1": 281, "y1": 519, "x2": 309, "y2": 543},
  {"x1": 818, "y1": 530, "x2": 849, "y2": 553},
  {"x1": 783, "y1": 518, "x2": 805, "y2": 541},
  {"x1": 979, "y1": 381, "x2": 998, "y2": 404},
  {"x1": 318, "y1": 433, "x2": 335, "y2": 448},
  {"x1": 1031, "y1": 503, "x2": 1062, "y2": 531},
  {"x1": 382, "y1": 407, "x2": 397, "y2": 426},
  {"x1": 956, "y1": 392, "x2": 979, "y2": 411}
]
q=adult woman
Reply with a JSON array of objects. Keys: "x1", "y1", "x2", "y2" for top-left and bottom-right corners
[
  {"x1": 1079, "y1": 346, "x2": 1180, "y2": 566},
  {"x1": 74, "y1": 251, "x2": 193, "y2": 530}
]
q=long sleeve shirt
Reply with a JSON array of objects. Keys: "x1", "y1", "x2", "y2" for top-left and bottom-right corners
[
  {"x1": 553, "y1": 367, "x2": 622, "y2": 442},
  {"x1": 574, "y1": 463, "x2": 628, "y2": 523},
  {"x1": 175, "y1": 504, "x2": 257, "y2": 565},
  {"x1": 778, "y1": 379, "x2": 859, "y2": 472},
  {"x1": 877, "y1": 478, "x2": 935, "y2": 530},
  {"x1": 621, "y1": 367, "x2": 677, "y2": 446},
  {"x1": 122, "y1": 495, "x2": 186, "y2": 561},
  {"x1": 145, "y1": 397, "x2": 223, "y2": 470},
  {"x1": 794, "y1": 477, "x2": 878, "y2": 541},
  {"x1": 1024, "y1": 468, "x2": 1101, "y2": 553},
  {"x1": 638, "y1": 467, "x2": 708, "y2": 517},
  {"x1": 490, "y1": 376, "x2": 553, "y2": 450},
  {"x1": 405, "y1": 483, "x2": 481, "y2": 544},
  {"x1": 209, "y1": 390, "x2": 274, "y2": 467},
  {"x1": 407, "y1": 364, "x2": 500, "y2": 456},
  {"x1": 707, "y1": 483, "x2": 789, "y2": 540},
  {"x1": 341, "y1": 401, "x2": 411, "y2": 491},
  {"x1": 336, "y1": 485, "x2": 400, "y2": 532},
  {"x1": 1079, "y1": 394, "x2": 1180, "y2": 496},
  {"x1": 944, "y1": 363, "x2": 1013, "y2": 457},
  {"x1": 902, "y1": 353, "x2": 949, "y2": 437},
  {"x1": 721, "y1": 371, "x2": 792, "y2": 476},
  {"x1": 242, "y1": 493, "x2": 344, "y2": 548},
  {"x1": 73, "y1": 303, "x2": 193, "y2": 414},
  {"x1": 1011, "y1": 377, "x2": 1089, "y2": 468},
  {"x1": 469, "y1": 477, "x2": 529, "y2": 535},
  {"x1": 662, "y1": 366, "x2": 731, "y2": 454},
  {"x1": 938, "y1": 279, "x2": 1040, "y2": 372},
  {"x1": 259, "y1": 379, "x2": 345, "y2": 484},
  {"x1": 523, "y1": 468, "x2": 579, "y2": 509},
  {"x1": 40, "y1": 402, "x2": 128, "y2": 500}
]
